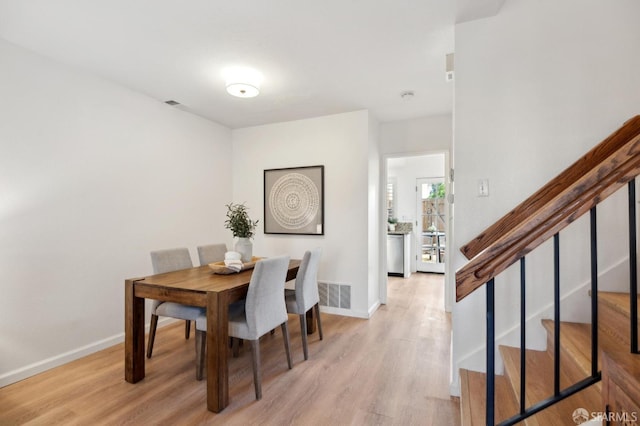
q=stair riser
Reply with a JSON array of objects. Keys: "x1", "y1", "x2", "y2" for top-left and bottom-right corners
[
  {"x1": 459, "y1": 369, "x2": 522, "y2": 426},
  {"x1": 598, "y1": 300, "x2": 639, "y2": 352}
]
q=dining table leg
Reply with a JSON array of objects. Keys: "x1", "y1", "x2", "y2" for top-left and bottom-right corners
[
  {"x1": 207, "y1": 291, "x2": 229, "y2": 412},
  {"x1": 125, "y1": 279, "x2": 145, "y2": 383}
]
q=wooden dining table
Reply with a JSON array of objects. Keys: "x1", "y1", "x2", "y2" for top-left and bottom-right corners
[{"x1": 124, "y1": 258, "x2": 301, "y2": 412}]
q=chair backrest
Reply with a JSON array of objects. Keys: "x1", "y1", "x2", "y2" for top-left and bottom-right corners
[
  {"x1": 294, "y1": 248, "x2": 322, "y2": 312},
  {"x1": 150, "y1": 248, "x2": 193, "y2": 274},
  {"x1": 197, "y1": 243, "x2": 227, "y2": 266},
  {"x1": 245, "y1": 255, "x2": 290, "y2": 339}
]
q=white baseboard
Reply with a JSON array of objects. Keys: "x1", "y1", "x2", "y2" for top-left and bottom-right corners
[
  {"x1": 0, "y1": 333, "x2": 125, "y2": 388},
  {"x1": 2, "y1": 299, "x2": 382, "y2": 389},
  {"x1": 319, "y1": 305, "x2": 370, "y2": 319},
  {"x1": 368, "y1": 301, "x2": 381, "y2": 318},
  {"x1": 0, "y1": 317, "x2": 175, "y2": 388}
]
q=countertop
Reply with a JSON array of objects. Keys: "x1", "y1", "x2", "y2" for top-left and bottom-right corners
[{"x1": 388, "y1": 221, "x2": 413, "y2": 235}]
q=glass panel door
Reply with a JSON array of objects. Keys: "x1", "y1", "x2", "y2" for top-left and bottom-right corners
[{"x1": 417, "y1": 177, "x2": 445, "y2": 273}]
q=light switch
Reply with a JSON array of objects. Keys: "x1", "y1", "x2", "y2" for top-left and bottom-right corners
[{"x1": 478, "y1": 179, "x2": 489, "y2": 197}]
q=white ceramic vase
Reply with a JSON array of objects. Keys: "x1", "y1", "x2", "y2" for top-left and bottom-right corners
[{"x1": 234, "y1": 237, "x2": 253, "y2": 263}]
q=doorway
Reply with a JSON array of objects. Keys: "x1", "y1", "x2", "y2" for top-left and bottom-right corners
[
  {"x1": 383, "y1": 152, "x2": 450, "y2": 312},
  {"x1": 417, "y1": 177, "x2": 446, "y2": 273}
]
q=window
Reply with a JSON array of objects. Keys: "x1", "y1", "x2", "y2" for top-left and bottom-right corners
[{"x1": 387, "y1": 177, "x2": 397, "y2": 220}]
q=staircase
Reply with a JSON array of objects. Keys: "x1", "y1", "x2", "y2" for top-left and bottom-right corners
[
  {"x1": 461, "y1": 291, "x2": 640, "y2": 425},
  {"x1": 456, "y1": 117, "x2": 640, "y2": 425}
]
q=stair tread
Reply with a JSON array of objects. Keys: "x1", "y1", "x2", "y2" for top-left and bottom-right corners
[
  {"x1": 539, "y1": 321, "x2": 604, "y2": 407},
  {"x1": 460, "y1": 368, "x2": 519, "y2": 426},
  {"x1": 542, "y1": 320, "x2": 596, "y2": 377},
  {"x1": 598, "y1": 291, "x2": 639, "y2": 317},
  {"x1": 501, "y1": 345, "x2": 567, "y2": 404},
  {"x1": 500, "y1": 344, "x2": 601, "y2": 425},
  {"x1": 542, "y1": 318, "x2": 623, "y2": 373}
]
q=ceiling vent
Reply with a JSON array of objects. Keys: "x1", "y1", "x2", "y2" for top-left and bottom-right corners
[{"x1": 401, "y1": 91, "x2": 415, "y2": 101}]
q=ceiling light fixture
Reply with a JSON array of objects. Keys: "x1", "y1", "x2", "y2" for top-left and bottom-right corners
[
  {"x1": 226, "y1": 82, "x2": 260, "y2": 98},
  {"x1": 223, "y1": 66, "x2": 263, "y2": 98}
]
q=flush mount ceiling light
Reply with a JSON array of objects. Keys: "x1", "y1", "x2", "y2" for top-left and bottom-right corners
[
  {"x1": 226, "y1": 82, "x2": 259, "y2": 98},
  {"x1": 223, "y1": 66, "x2": 263, "y2": 98}
]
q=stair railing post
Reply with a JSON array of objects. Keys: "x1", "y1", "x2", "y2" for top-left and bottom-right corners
[
  {"x1": 486, "y1": 278, "x2": 495, "y2": 426},
  {"x1": 590, "y1": 207, "x2": 599, "y2": 376},
  {"x1": 629, "y1": 179, "x2": 638, "y2": 354},
  {"x1": 520, "y1": 257, "x2": 526, "y2": 415},
  {"x1": 553, "y1": 233, "x2": 561, "y2": 396}
]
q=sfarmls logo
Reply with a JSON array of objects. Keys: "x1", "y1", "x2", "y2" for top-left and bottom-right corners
[{"x1": 572, "y1": 407, "x2": 638, "y2": 424}]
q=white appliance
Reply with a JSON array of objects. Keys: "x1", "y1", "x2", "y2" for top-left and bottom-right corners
[{"x1": 387, "y1": 234, "x2": 404, "y2": 276}]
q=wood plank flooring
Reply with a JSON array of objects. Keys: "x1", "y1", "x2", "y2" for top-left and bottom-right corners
[{"x1": 0, "y1": 273, "x2": 459, "y2": 425}]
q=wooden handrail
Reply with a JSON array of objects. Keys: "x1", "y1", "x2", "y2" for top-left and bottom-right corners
[{"x1": 456, "y1": 116, "x2": 640, "y2": 301}]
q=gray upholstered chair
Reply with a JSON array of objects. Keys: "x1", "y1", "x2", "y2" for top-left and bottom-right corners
[
  {"x1": 197, "y1": 243, "x2": 227, "y2": 266},
  {"x1": 198, "y1": 242, "x2": 247, "y2": 357},
  {"x1": 147, "y1": 248, "x2": 205, "y2": 358},
  {"x1": 195, "y1": 256, "x2": 293, "y2": 400},
  {"x1": 285, "y1": 248, "x2": 323, "y2": 360}
]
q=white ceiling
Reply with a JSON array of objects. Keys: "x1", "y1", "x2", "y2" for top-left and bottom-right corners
[{"x1": 0, "y1": 1, "x2": 503, "y2": 129}]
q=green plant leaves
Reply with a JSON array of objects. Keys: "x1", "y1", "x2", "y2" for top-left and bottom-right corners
[{"x1": 224, "y1": 202, "x2": 259, "y2": 238}]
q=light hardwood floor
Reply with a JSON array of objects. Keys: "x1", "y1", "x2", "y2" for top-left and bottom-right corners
[{"x1": 0, "y1": 273, "x2": 459, "y2": 425}]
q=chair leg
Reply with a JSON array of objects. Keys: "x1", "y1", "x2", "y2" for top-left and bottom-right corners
[
  {"x1": 195, "y1": 330, "x2": 205, "y2": 380},
  {"x1": 185, "y1": 320, "x2": 191, "y2": 339},
  {"x1": 146, "y1": 314, "x2": 159, "y2": 358},
  {"x1": 281, "y1": 322, "x2": 293, "y2": 369},
  {"x1": 299, "y1": 314, "x2": 309, "y2": 360},
  {"x1": 314, "y1": 303, "x2": 324, "y2": 341},
  {"x1": 249, "y1": 340, "x2": 262, "y2": 400}
]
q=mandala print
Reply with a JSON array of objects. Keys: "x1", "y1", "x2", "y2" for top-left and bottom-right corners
[{"x1": 269, "y1": 173, "x2": 319, "y2": 229}]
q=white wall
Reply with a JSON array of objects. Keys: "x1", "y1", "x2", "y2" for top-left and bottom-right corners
[
  {"x1": 231, "y1": 110, "x2": 379, "y2": 318},
  {"x1": 452, "y1": 0, "x2": 640, "y2": 394},
  {"x1": 0, "y1": 38, "x2": 233, "y2": 386},
  {"x1": 380, "y1": 114, "x2": 452, "y2": 155}
]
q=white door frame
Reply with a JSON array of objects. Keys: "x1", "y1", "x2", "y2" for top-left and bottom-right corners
[{"x1": 379, "y1": 150, "x2": 452, "y2": 312}]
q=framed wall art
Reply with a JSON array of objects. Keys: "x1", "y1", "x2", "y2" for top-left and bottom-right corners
[{"x1": 264, "y1": 165, "x2": 324, "y2": 235}]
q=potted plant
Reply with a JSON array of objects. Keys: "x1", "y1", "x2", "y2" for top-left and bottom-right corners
[
  {"x1": 224, "y1": 202, "x2": 259, "y2": 262},
  {"x1": 388, "y1": 217, "x2": 398, "y2": 232}
]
